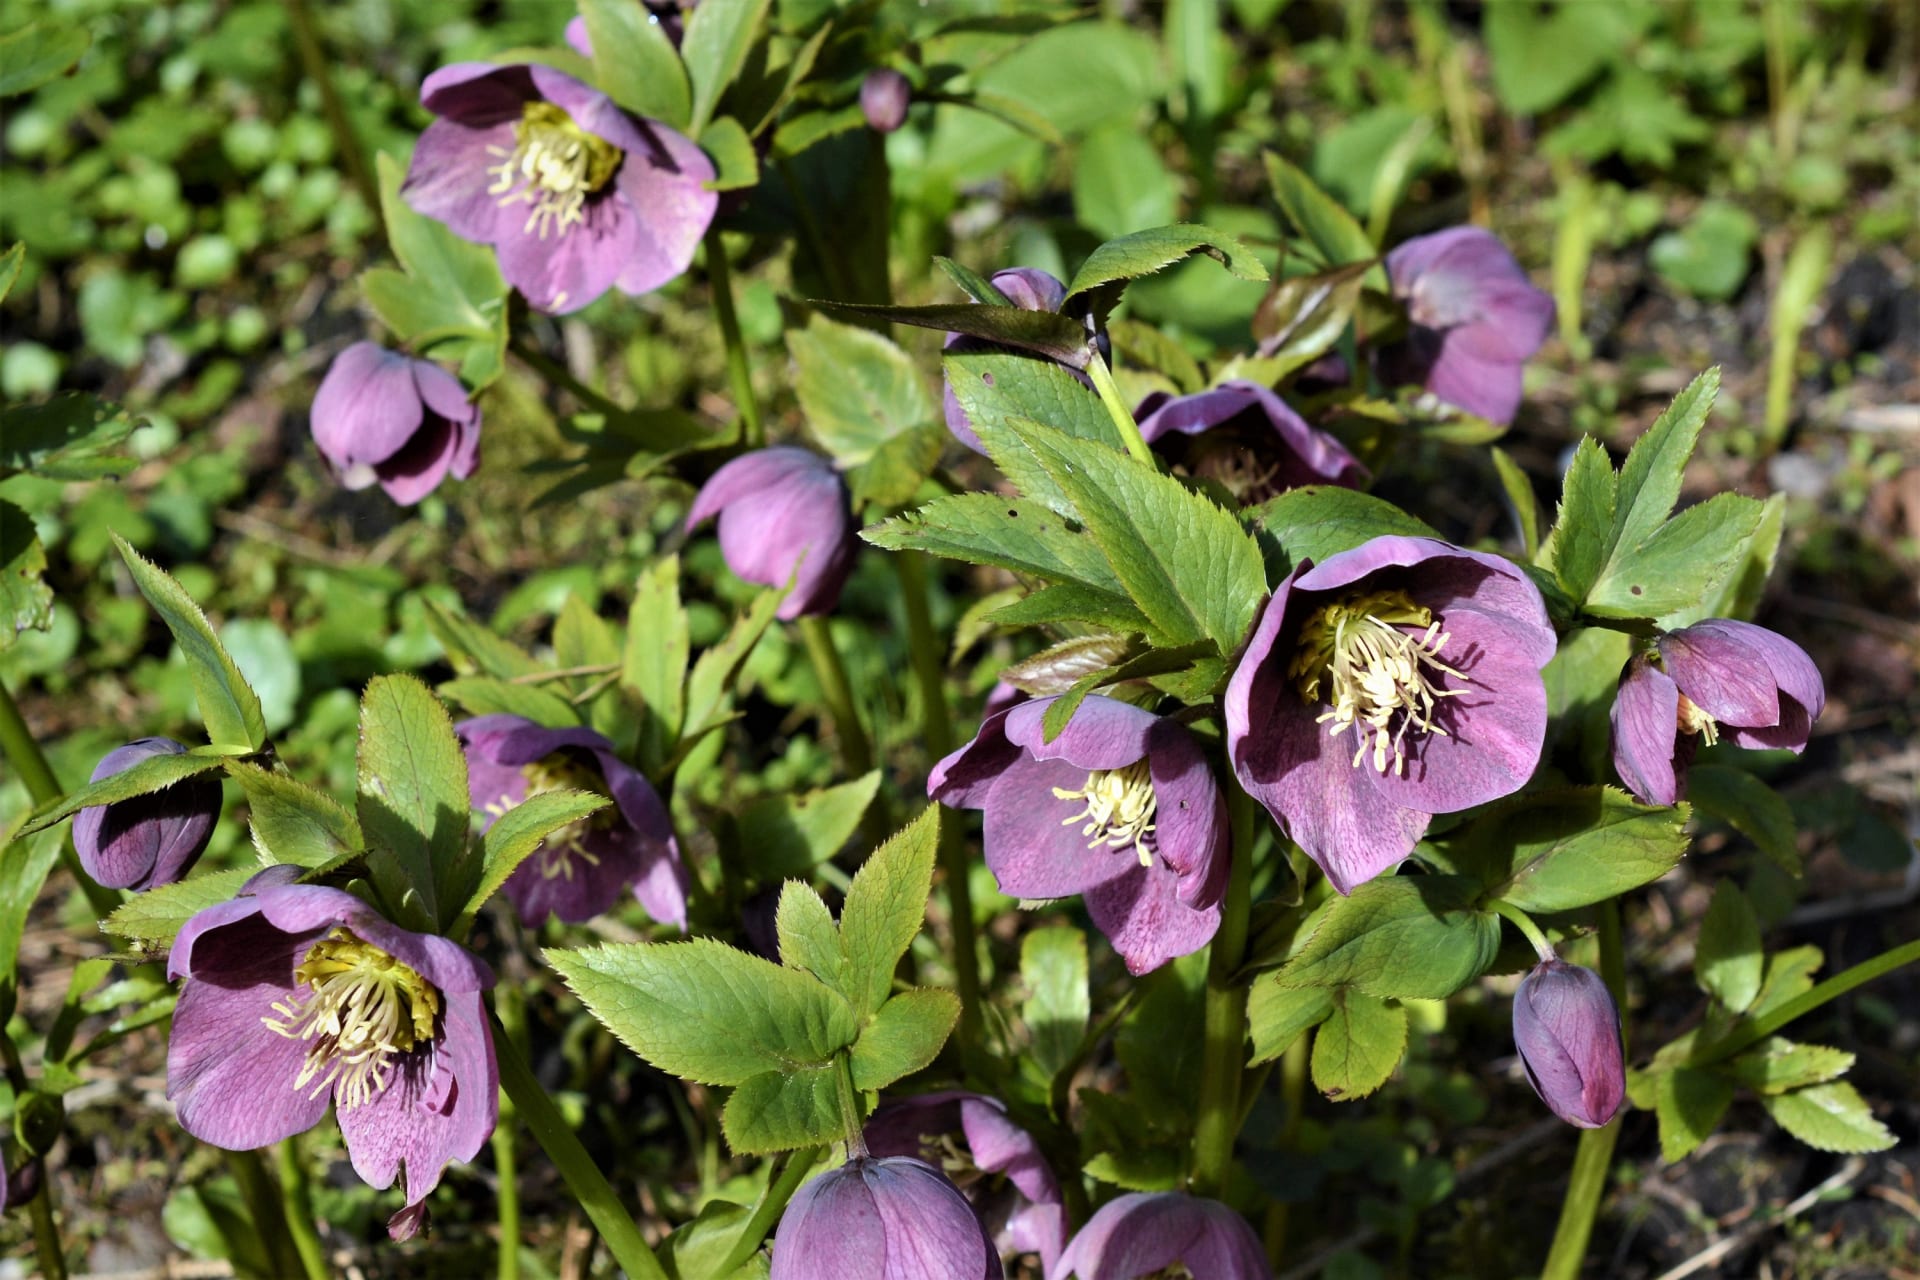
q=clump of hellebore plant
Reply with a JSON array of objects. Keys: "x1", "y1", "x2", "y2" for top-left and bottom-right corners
[
  {"x1": 1375, "y1": 226, "x2": 1554, "y2": 426},
  {"x1": 942, "y1": 267, "x2": 1102, "y2": 453},
  {"x1": 459, "y1": 715, "x2": 687, "y2": 929},
  {"x1": 771, "y1": 1155, "x2": 1003, "y2": 1280},
  {"x1": 72, "y1": 738, "x2": 219, "y2": 892},
  {"x1": 1611, "y1": 618, "x2": 1824, "y2": 807},
  {"x1": 864, "y1": 1091, "x2": 1068, "y2": 1272},
  {"x1": 165, "y1": 871, "x2": 497, "y2": 1239},
  {"x1": 931, "y1": 694, "x2": 1227, "y2": 974},
  {"x1": 1226, "y1": 535, "x2": 1555, "y2": 894},
  {"x1": 1055, "y1": 1191, "x2": 1272, "y2": 1279},
  {"x1": 311, "y1": 342, "x2": 481, "y2": 505},
  {"x1": 1134, "y1": 379, "x2": 1367, "y2": 503},
  {"x1": 861, "y1": 68, "x2": 912, "y2": 133},
  {"x1": 1513, "y1": 958, "x2": 1626, "y2": 1129},
  {"x1": 403, "y1": 61, "x2": 716, "y2": 314},
  {"x1": 686, "y1": 446, "x2": 857, "y2": 620}
]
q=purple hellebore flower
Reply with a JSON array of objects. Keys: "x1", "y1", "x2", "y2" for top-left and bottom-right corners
[
  {"x1": 1225, "y1": 535, "x2": 1556, "y2": 895},
  {"x1": 1134, "y1": 380, "x2": 1368, "y2": 503},
  {"x1": 863, "y1": 1091, "x2": 1068, "y2": 1272},
  {"x1": 771, "y1": 1155, "x2": 1004, "y2": 1280},
  {"x1": 1610, "y1": 619, "x2": 1825, "y2": 807},
  {"x1": 1376, "y1": 226, "x2": 1555, "y2": 426},
  {"x1": 930, "y1": 694, "x2": 1228, "y2": 975},
  {"x1": 685, "y1": 446, "x2": 858, "y2": 620},
  {"x1": 942, "y1": 268, "x2": 1099, "y2": 454},
  {"x1": 311, "y1": 343, "x2": 481, "y2": 506},
  {"x1": 165, "y1": 875, "x2": 497, "y2": 1240},
  {"x1": 1512, "y1": 958, "x2": 1625, "y2": 1129},
  {"x1": 403, "y1": 61, "x2": 716, "y2": 314},
  {"x1": 861, "y1": 69, "x2": 913, "y2": 133},
  {"x1": 72, "y1": 738, "x2": 219, "y2": 892},
  {"x1": 457, "y1": 715, "x2": 687, "y2": 929},
  {"x1": 1055, "y1": 1192, "x2": 1271, "y2": 1279}
]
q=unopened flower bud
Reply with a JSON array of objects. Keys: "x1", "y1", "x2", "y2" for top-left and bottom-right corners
[
  {"x1": 771, "y1": 1156, "x2": 1002, "y2": 1279},
  {"x1": 310, "y1": 343, "x2": 481, "y2": 505},
  {"x1": 685, "y1": 447, "x2": 856, "y2": 620},
  {"x1": 861, "y1": 69, "x2": 911, "y2": 133},
  {"x1": 72, "y1": 738, "x2": 219, "y2": 892},
  {"x1": 1512, "y1": 959, "x2": 1626, "y2": 1129}
]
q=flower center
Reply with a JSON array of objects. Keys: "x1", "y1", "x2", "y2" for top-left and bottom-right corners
[
  {"x1": 1052, "y1": 761, "x2": 1158, "y2": 866},
  {"x1": 1144, "y1": 1268, "x2": 1196, "y2": 1280},
  {"x1": 918, "y1": 1131, "x2": 988, "y2": 1192},
  {"x1": 484, "y1": 751, "x2": 618, "y2": 881},
  {"x1": 486, "y1": 101, "x2": 622, "y2": 241},
  {"x1": 1189, "y1": 436, "x2": 1284, "y2": 504},
  {"x1": 262, "y1": 928, "x2": 441, "y2": 1111},
  {"x1": 1289, "y1": 589, "x2": 1469, "y2": 776},
  {"x1": 1676, "y1": 692, "x2": 1719, "y2": 745}
]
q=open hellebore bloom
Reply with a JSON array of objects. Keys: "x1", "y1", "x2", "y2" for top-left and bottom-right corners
[
  {"x1": 1056, "y1": 1192, "x2": 1272, "y2": 1280},
  {"x1": 685, "y1": 446, "x2": 857, "y2": 620},
  {"x1": 864, "y1": 1091, "x2": 1068, "y2": 1272},
  {"x1": 1512, "y1": 959, "x2": 1625, "y2": 1129},
  {"x1": 72, "y1": 738, "x2": 219, "y2": 892},
  {"x1": 311, "y1": 343, "x2": 481, "y2": 505},
  {"x1": 1134, "y1": 380, "x2": 1367, "y2": 503},
  {"x1": 1611, "y1": 619, "x2": 1825, "y2": 807},
  {"x1": 1226, "y1": 535, "x2": 1555, "y2": 894},
  {"x1": 942, "y1": 267, "x2": 1100, "y2": 453},
  {"x1": 1376, "y1": 226, "x2": 1554, "y2": 426},
  {"x1": 458, "y1": 715, "x2": 687, "y2": 929},
  {"x1": 771, "y1": 1155, "x2": 1003, "y2": 1280},
  {"x1": 403, "y1": 62, "x2": 716, "y2": 314},
  {"x1": 930, "y1": 694, "x2": 1228, "y2": 975},
  {"x1": 166, "y1": 874, "x2": 497, "y2": 1239}
]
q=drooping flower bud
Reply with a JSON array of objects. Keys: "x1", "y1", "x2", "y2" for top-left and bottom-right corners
[
  {"x1": 310, "y1": 342, "x2": 482, "y2": 505},
  {"x1": 72, "y1": 738, "x2": 220, "y2": 892},
  {"x1": 1512, "y1": 959, "x2": 1626, "y2": 1129},
  {"x1": 1055, "y1": 1192, "x2": 1271, "y2": 1279},
  {"x1": 685, "y1": 446, "x2": 857, "y2": 620},
  {"x1": 860, "y1": 69, "x2": 912, "y2": 133},
  {"x1": 770, "y1": 1156, "x2": 1003, "y2": 1280}
]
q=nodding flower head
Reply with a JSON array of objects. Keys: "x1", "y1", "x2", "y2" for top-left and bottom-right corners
[
  {"x1": 310, "y1": 343, "x2": 481, "y2": 506},
  {"x1": 72, "y1": 738, "x2": 220, "y2": 892},
  {"x1": 1226, "y1": 535, "x2": 1555, "y2": 894},
  {"x1": 1055, "y1": 1192, "x2": 1272, "y2": 1279},
  {"x1": 771, "y1": 1156, "x2": 1003, "y2": 1280},
  {"x1": 685, "y1": 446, "x2": 858, "y2": 620},
  {"x1": 860, "y1": 68, "x2": 912, "y2": 133},
  {"x1": 1512, "y1": 959, "x2": 1626, "y2": 1129},
  {"x1": 403, "y1": 62, "x2": 716, "y2": 314},
  {"x1": 1134, "y1": 380, "x2": 1366, "y2": 504}
]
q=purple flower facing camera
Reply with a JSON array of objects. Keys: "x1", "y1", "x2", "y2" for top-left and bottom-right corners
[
  {"x1": 1376, "y1": 226, "x2": 1554, "y2": 426},
  {"x1": 165, "y1": 875, "x2": 497, "y2": 1240},
  {"x1": 311, "y1": 343, "x2": 481, "y2": 505},
  {"x1": 404, "y1": 61, "x2": 716, "y2": 314},
  {"x1": 1056, "y1": 1192, "x2": 1271, "y2": 1279},
  {"x1": 1512, "y1": 959, "x2": 1626, "y2": 1129},
  {"x1": 686, "y1": 446, "x2": 858, "y2": 620},
  {"x1": 770, "y1": 1155, "x2": 1003, "y2": 1280},
  {"x1": 72, "y1": 738, "x2": 219, "y2": 892},
  {"x1": 1610, "y1": 619, "x2": 1824, "y2": 807},
  {"x1": 1226, "y1": 535, "x2": 1555, "y2": 895},
  {"x1": 930, "y1": 694, "x2": 1228, "y2": 975},
  {"x1": 1135, "y1": 380, "x2": 1367, "y2": 504}
]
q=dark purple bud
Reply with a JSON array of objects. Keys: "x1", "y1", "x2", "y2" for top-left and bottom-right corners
[
  {"x1": 2, "y1": 1146, "x2": 43, "y2": 1210},
  {"x1": 685, "y1": 446, "x2": 857, "y2": 620},
  {"x1": 1055, "y1": 1192, "x2": 1271, "y2": 1279},
  {"x1": 860, "y1": 69, "x2": 912, "y2": 133},
  {"x1": 771, "y1": 1156, "x2": 1002, "y2": 1280},
  {"x1": 1512, "y1": 959, "x2": 1625, "y2": 1129},
  {"x1": 71, "y1": 738, "x2": 219, "y2": 893},
  {"x1": 311, "y1": 343, "x2": 482, "y2": 506}
]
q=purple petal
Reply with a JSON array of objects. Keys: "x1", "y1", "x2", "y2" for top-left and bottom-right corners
[
  {"x1": 494, "y1": 190, "x2": 640, "y2": 314},
  {"x1": 609, "y1": 121, "x2": 719, "y2": 297},
  {"x1": 687, "y1": 448, "x2": 854, "y2": 619},
  {"x1": 990, "y1": 268, "x2": 1068, "y2": 313},
  {"x1": 1513, "y1": 960, "x2": 1624, "y2": 1129},
  {"x1": 310, "y1": 344, "x2": 428, "y2": 473},
  {"x1": 1417, "y1": 332, "x2": 1527, "y2": 425},
  {"x1": 773, "y1": 1157, "x2": 998, "y2": 1280},
  {"x1": 1084, "y1": 859, "x2": 1221, "y2": 974},
  {"x1": 928, "y1": 706, "x2": 1024, "y2": 811},
  {"x1": 981, "y1": 757, "x2": 1135, "y2": 899},
  {"x1": 73, "y1": 738, "x2": 218, "y2": 892},
  {"x1": 1142, "y1": 718, "x2": 1228, "y2": 907},
  {"x1": 1056, "y1": 1193, "x2": 1270, "y2": 1280},
  {"x1": 564, "y1": 15, "x2": 594, "y2": 59},
  {"x1": 1610, "y1": 656, "x2": 1682, "y2": 806},
  {"x1": 1662, "y1": 619, "x2": 1824, "y2": 741},
  {"x1": 401, "y1": 117, "x2": 518, "y2": 244},
  {"x1": 1134, "y1": 381, "x2": 1367, "y2": 490},
  {"x1": 499, "y1": 823, "x2": 646, "y2": 924},
  {"x1": 250, "y1": 884, "x2": 494, "y2": 994},
  {"x1": 419, "y1": 62, "x2": 540, "y2": 125},
  {"x1": 374, "y1": 414, "x2": 459, "y2": 505},
  {"x1": 1001, "y1": 695, "x2": 1157, "y2": 772}
]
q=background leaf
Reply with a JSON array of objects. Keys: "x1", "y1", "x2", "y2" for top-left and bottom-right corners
[{"x1": 113, "y1": 534, "x2": 266, "y2": 753}]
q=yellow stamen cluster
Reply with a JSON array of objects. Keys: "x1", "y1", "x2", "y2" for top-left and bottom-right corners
[
  {"x1": 1188, "y1": 436, "x2": 1282, "y2": 503},
  {"x1": 262, "y1": 928, "x2": 441, "y2": 1111},
  {"x1": 483, "y1": 751, "x2": 617, "y2": 882},
  {"x1": 1143, "y1": 1267, "x2": 1196, "y2": 1280},
  {"x1": 485, "y1": 101, "x2": 622, "y2": 240},
  {"x1": 1052, "y1": 760, "x2": 1158, "y2": 866},
  {"x1": 919, "y1": 1131, "x2": 988, "y2": 1192},
  {"x1": 1676, "y1": 692, "x2": 1719, "y2": 745},
  {"x1": 1289, "y1": 589, "x2": 1468, "y2": 777}
]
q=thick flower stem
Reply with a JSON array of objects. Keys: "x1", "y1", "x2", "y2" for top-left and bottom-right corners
[
  {"x1": 892, "y1": 552, "x2": 983, "y2": 1045},
  {"x1": 705, "y1": 229, "x2": 764, "y2": 448},
  {"x1": 796, "y1": 617, "x2": 874, "y2": 777},
  {"x1": 1084, "y1": 351, "x2": 1157, "y2": 468},
  {"x1": 226, "y1": 1149, "x2": 309, "y2": 1280},
  {"x1": 716, "y1": 1147, "x2": 823, "y2": 1273},
  {"x1": 835, "y1": 1052, "x2": 869, "y2": 1159},
  {"x1": 275, "y1": 1137, "x2": 331, "y2": 1280},
  {"x1": 492, "y1": 1122, "x2": 521, "y2": 1280},
  {"x1": 1191, "y1": 786, "x2": 1257, "y2": 1196},
  {"x1": 1698, "y1": 936, "x2": 1920, "y2": 1063},
  {"x1": 1540, "y1": 900, "x2": 1625, "y2": 1280},
  {"x1": 1489, "y1": 898, "x2": 1558, "y2": 963},
  {"x1": 490, "y1": 1010, "x2": 668, "y2": 1280},
  {"x1": 0, "y1": 685, "x2": 120, "y2": 925}
]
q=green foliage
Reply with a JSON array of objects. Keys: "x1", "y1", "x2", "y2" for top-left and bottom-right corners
[
  {"x1": 368, "y1": 153, "x2": 507, "y2": 389},
  {"x1": 0, "y1": 20, "x2": 89, "y2": 96},
  {"x1": 452, "y1": 789, "x2": 611, "y2": 937},
  {"x1": 582, "y1": 0, "x2": 692, "y2": 129},
  {"x1": 112, "y1": 534, "x2": 266, "y2": 753},
  {"x1": 1262, "y1": 153, "x2": 1385, "y2": 286},
  {"x1": 103, "y1": 867, "x2": 257, "y2": 946},
  {"x1": 682, "y1": 0, "x2": 773, "y2": 133},
  {"x1": 1063, "y1": 223, "x2": 1270, "y2": 325},
  {"x1": 1247, "y1": 982, "x2": 1335, "y2": 1066},
  {"x1": 355, "y1": 674, "x2": 472, "y2": 934},
  {"x1": 1761, "y1": 1082, "x2": 1896, "y2": 1153},
  {"x1": 1311, "y1": 990, "x2": 1406, "y2": 1101},
  {"x1": 1020, "y1": 925, "x2": 1089, "y2": 1083},
  {"x1": 1436, "y1": 787, "x2": 1692, "y2": 914},
  {"x1": 1247, "y1": 486, "x2": 1440, "y2": 579},
  {"x1": 1275, "y1": 876, "x2": 1500, "y2": 1001},
  {"x1": 789, "y1": 316, "x2": 936, "y2": 466},
  {"x1": 1695, "y1": 881, "x2": 1763, "y2": 1015},
  {"x1": 223, "y1": 761, "x2": 362, "y2": 868},
  {"x1": 734, "y1": 772, "x2": 881, "y2": 883}
]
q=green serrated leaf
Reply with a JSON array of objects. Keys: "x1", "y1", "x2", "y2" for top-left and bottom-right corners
[
  {"x1": 1656, "y1": 1066, "x2": 1735, "y2": 1162},
  {"x1": 1749, "y1": 945, "x2": 1822, "y2": 1019},
  {"x1": 775, "y1": 880, "x2": 849, "y2": 1001},
  {"x1": 934, "y1": 257, "x2": 1014, "y2": 306},
  {"x1": 1063, "y1": 223, "x2": 1270, "y2": 325},
  {"x1": 1538, "y1": 437, "x2": 1617, "y2": 602},
  {"x1": 790, "y1": 316, "x2": 935, "y2": 466},
  {"x1": 624, "y1": 556, "x2": 688, "y2": 773},
  {"x1": 375, "y1": 152, "x2": 506, "y2": 317},
  {"x1": 699, "y1": 115, "x2": 759, "y2": 191},
  {"x1": 1724, "y1": 1038, "x2": 1854, "y2": 1095},
  {"x1": 356, "y1": 674, "x2": 471, "y2": 932},
  {"x1": 803, "y1": 299, "x2": 1092, "y2": 365},
  {"x1": 1263, "y1": 152, "x2": 1386, "y2": 287},
  {"x1": 737, "y1": 772, "x2": 881, "y2": 883},
  {"x1": 982, "y1": 582, "x2": 1156, "y2": 637},
  {"x1": 721, "y1": 1064, "x2": 843, "y2": 1155},
  {"x1": 223, "y1": 762, "x2": 361, "y2": 868},
  {"x1": 1247, "y1": 981, "x2": 1335, "y2": 1066},
  {"x1": 582, "y1": 0, "x2": 693, "y2": 129},
  {"x1": 681, "y1": 0, "x2": 772, "y2": 132},
  {"x1": 1686, "y1": 764, "x2": 1800, "y2": 876},
  {"x1": 684, "y1": 588, "x2": 786, "y2": 740},
  {"x1": 103, "y1": 868, "x2": 256, "y2": 944},
  {"x1": 839, "y1": 808, "x2": 940, "y2": 1020},
  {"x1": 1611, "y1": 368, "x2": 1721, "y2": 559},
  {"x1": 1311, "y1": 990, "x2": 1406, "y2": 1101},
  {"x1": 0, "y1": 393, "x2": 140, "y2": 480},
  {"x1": 850, "y1": 988, "x2": 961, "y2": 1090},
  {"x1": 1455, "y1": 786, "x2": 1691, "y2": 913},
  {"x1": 0, "y1": 21, "x2": 90, "y2": 96},
  {"x1": 1586, "y1": 493, "x2": 1766, "y2": 619},
  {"x1": 437, "y1": 676, "x2": 583, "y2": 728},
  {"x1": 1250, "y1": 260, "x2": 1370, "y2": 379},
  {"x1": 1762, "y1": 1082, "x2": 1896, "y2": 1153},
  {"x1": 452, "y1": 789, "x2": 610, "y2": 938},
  {"x1": 1021, "y1": 926, "x2": 1089, "y2": 1082},
  {"x1": 1, "y1": 828, "x2": 64, "y2": 995},
  {"x1": 1246, "y1": 485, "x2": 1440, "y2": 581},
  {"x1": 1278, "y1": 876, "x2": 1499, "y2": 1000},
  {"x1": 113, "y1": 535, "x2": 266, "y2": 753},
  {"x1": 422, "y1": 598, "x2": 540, "y2": 679},
  {"x1": 22, "y1": 745, "x2": 226, "y2": 838},
  {"x1": 864, "y1": 494, "x2": 1134, "y2": 603},
  {"x1": 946, "y1": 350, "x2": 1126, "y2": 492},
  {"x1": 1696, "y1": 881, "x2": 1763, "y2": 1014},
  {"x1": 0, "y1": 498, "x2": 52, "y2": 649},
  {"x1": 1490, "y1": 446, "x2": 1541, "y2": 560}
]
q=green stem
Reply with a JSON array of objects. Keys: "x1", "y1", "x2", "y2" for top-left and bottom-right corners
[
  {"x1": 1084, "y1": 352, "x2": 1156, "y2": 467},
  {"x1": 490, "y1": 1010, "x2": 667, "y2": 1280},
  {"x1": 227, "y1": 1149, "x2": 308, "y2": 1280},
  {"x1": 835, "y1": 1053, "x2": 868, "y2": 1158},
  {"x1": 1489, "y1": 899, "x2": 1557, "y2": 963},
  {"x1": 705, "y1": 229, "x2": 764, "y2": 447},
  {"x1": 1, "y1": 1025, "x2": 66, "y2": 1280},
  {"x1": 508, "y1": 337, "x2": 627, "y2": 419},
  {"x1": 716, "y1": 1147, "x2": 822, "y2": 1273},
  {"x1": 1190, "y1": 786, "x2": 1257, "y2": 1196},
  {"x1": 492, "y1": 1122, "x2": 521, "y2": 1280},
  {"x1": 1263, "y1": 1034, "x2": 1310, "y2": 1265},
  {"x1": 1699, "y1": 936, "x2": 1920, "y2": 1064},
  {"x1": 275, "y1": 1138, "x2": 331, "y2": 1280},
  {"x1": 285, "y1": 0, "x2": 380, "y2": 232},
  {"x1": 796, "y1": 617, "x2": 873, "y2": 777},
  {"x1": 892, "y1": 553, "x2": 982, "y2": 1045},
  {"x1": 0, "y1": 685, "x2": 119, "y2": 927},
  {"x1": 1540, "y1": 901, "x2": 1625, "y2": 1280}
]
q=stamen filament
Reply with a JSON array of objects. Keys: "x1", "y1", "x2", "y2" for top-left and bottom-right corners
[
  {"x1": 1052, "y1": 760, "x2": 1158, "y2": 865},
  {"x1": 1292, "y1": 590, "x2": 1470, "y2": 777}
]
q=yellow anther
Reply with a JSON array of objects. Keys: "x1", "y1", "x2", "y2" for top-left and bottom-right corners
[
  {"x1": 262, "y1": 929, "x2": 441, "y2": 1112},
  {"x1": 1052, "y1": 760, "x2": 1158, "y2": 865},
  {"x1": 485, "y1": 751, "x2": 617, "y2": 883},
  {"x1": 1676, "y1": 693, "x2": 1719, "y2": 745},
  {"x1": 485, "y1": 102, "x2": 622, "y2": 240},
  {"x1": 1290, "y1": 589, "x2": 1469, "y2": 777}
]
